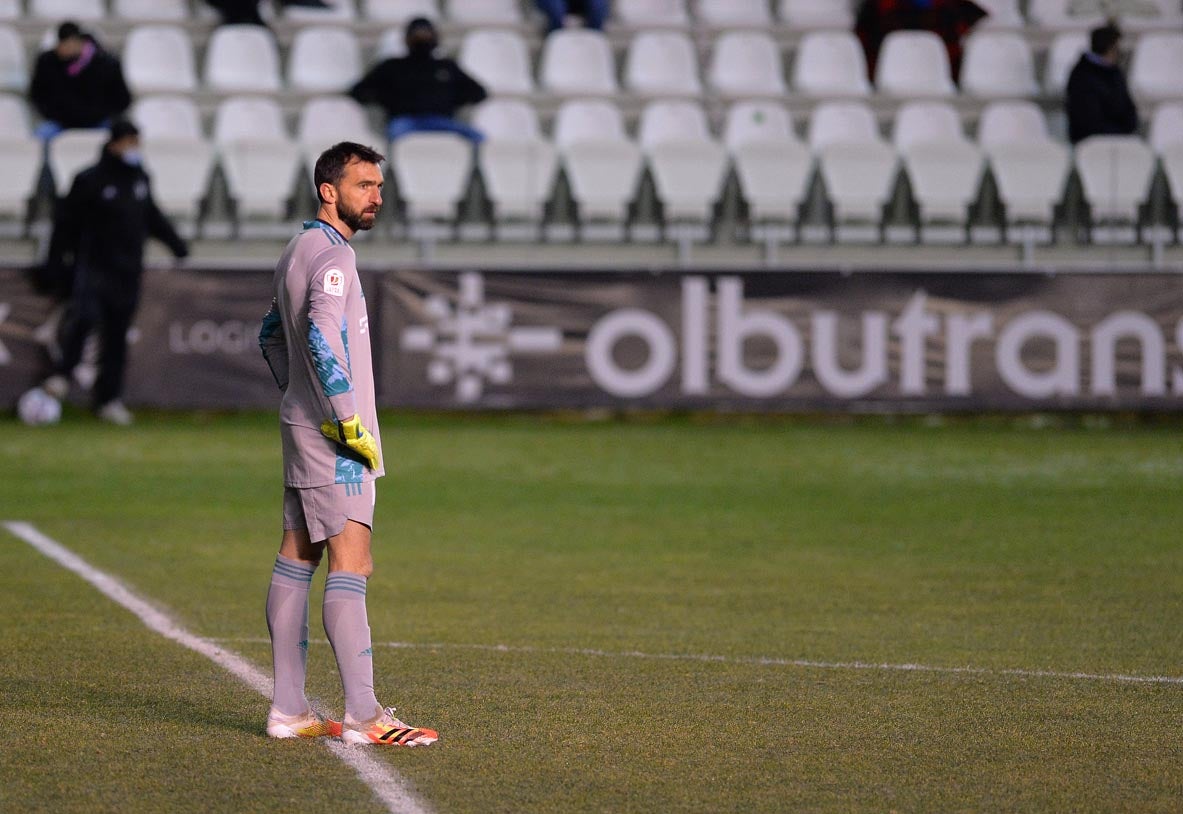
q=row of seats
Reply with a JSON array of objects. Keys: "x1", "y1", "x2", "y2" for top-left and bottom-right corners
[
  {"x1": 2, "y1": 92, "x2": 1179, "y2": 246},
  {"x1": 4, "y1": 0, "x2": 1181, "y2": 33},
  {"x1": 3, "y1": 22, "x2": 1182, "y2": 103}
]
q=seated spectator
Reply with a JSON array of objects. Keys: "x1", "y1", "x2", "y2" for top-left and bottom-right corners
[
  {"x1": 29, "y1": 22, "x2": 131, "y2": 142},
  {"x1": 536, "y1": 0, "x2": 609, "y2": 33},
  {"x1": 855, "y1": 0, "x2": 987, "y2": 82},
  {"x1": 349, "y1": 17, "x2": 488, "y2": 144},
  {"x1": 1065, "y1": 22, "x2": 1138, "y2": 144}
]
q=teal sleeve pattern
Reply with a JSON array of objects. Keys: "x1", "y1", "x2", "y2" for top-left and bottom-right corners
[{"x1": 308, "y1": 321, "x2": 353, "y2": 398}]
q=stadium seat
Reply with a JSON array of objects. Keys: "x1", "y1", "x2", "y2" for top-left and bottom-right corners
[
  {"x1": 1129, "y1": 33, "x2": 1183, "y2": 103},
  {"x1": 724, "y1": 101, "x2": 812, "y2": 245},
  {"x1": 778, "y1": 0, "x2": 854, "y2": 29},
  {"x1": 459, "y1": 29, "x2": 533, "y2": 96},
  {"x1": 471, "y1": 100, "x2": 558, "y2": 236},
  {"x1": 625, "y1": 31, "x2": 701, "y2": 99},
  {"x1": 29, "y1": 0, "x2": 105, "y2": 21},
  {"x1": 977, "y1": 100, "x2": 1050, "y2": 148},
  {"x1": 113, "y1": 0, "x2": 188, "y2": 20},
  {"x1": 204, "y1": 25, "x2": 283, "y2": 93},
  {"x1": 696, "y1": 0, "x2": 771, "y2": 27},
  {"x1": 1043, "y1": 31, "x2": 1087, "y2": 95},
  {"x1": 553, "y1": 99, "x2": 643, "y2": 238},
  {"x1": 875, "y1": 31, "x2": 955, "y2": 98},
  {"x1": 0, "y1": 94, "x2": 40, "y2": 226},
  {"x1": 792, "y1": 31, "x2": 871, "y2": 98},
  {"x1": 363, "y1": 0, "x2": 440, "y2": 21},
  {"x1": 288, "y1": 26, "x2": 363, "y2": 92},
  {"x1": 374, "y1": 26, "x2": 408, "y2": 60},
  {"x1": 283, "y1": 0, "x2": 357, "y2": 22},
  {"x1": 1033, "y1": 0, "x2": 1181, "y2": 31},
  {"x1": 614, "y1": 0, "x2": 690, "y2": 27},
  {"x1": 1074, "y1": 135, "x2": 1156, "y2": 244},
  {"x1": 296, "y1": 96, "x2": 383, "y2": 173},
  {"x1": 0, "y1": 1, "x2": 17, "y2": 19},
  {"x1": 707, "y1": 31, "x2": 787, "y2": 99},
  {"x1": 392, "y1": 132, "x2": 473, "y2": 233},
  {"x1": 48, "y1": 129, "x2": 108, "y2": 196},
  {"x1": 123, "y1": 25, "x2": 198, "y2": 94},
  {"x1": 131, "y1": 94, "x2": 204, "y2": 139},
  {"x1": 972, "y1": 0, "x2": 1024, "y2": 29},
  {"x1": 0, "y1": 92, "x2": 31, "y2": 137},
  {"x1": 893, "y1": 101, "x2": 984, "y2": 242},
  {"x1": 0, "y1": 25, "x2": 27, "y2": 92},
  {"x1": 638, "y1": 100, "x2": 728, "y2": 240},
  {"x1": 808, "y1": 101, "x2": 897, "y2": 242},
  {"x1": 142, "y1": 137, "x2": 216, "y2": 231},
  {"x1": 214, "y1": 96, "x2": 301, "y2": 224},
  {"x1": 448, "y1": 0, "x2": 523, "y2": 26},
  {"x1": 539, "y1": 30, "x2": 618, "y2": 96},
  {"x1": 1149, "y1": 103, "x2": 1183, "y2": 153},
  {"x1": 959, "y1": 31, "x2": 1038, "y2": 99},
  {"x1": 1027, "y1": 0, "x2": 1101, "y2": 29}
]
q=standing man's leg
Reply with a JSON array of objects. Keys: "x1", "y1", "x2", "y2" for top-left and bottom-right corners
[
  {"x1": 43, "y1": 278, "x2": 98, "y2": 397},
  {"x1": 323, "y1": 518, "x2": 380, "y2": 723},
  {"x1": 91, "y1": 289, "x2": 137, "y2": 410},
  {"x1": 582, "y1": 0, "x2": 608, "y2": 30},
  {"x1": 535, "y1": 0, "x2": 566, "y2": 32}
]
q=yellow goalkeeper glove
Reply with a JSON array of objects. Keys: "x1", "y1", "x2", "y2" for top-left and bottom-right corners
[{"x1": 320, "y1": 414, "x2": 381, "y2": 471}]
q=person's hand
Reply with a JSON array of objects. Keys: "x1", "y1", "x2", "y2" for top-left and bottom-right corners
[{"x1": 319, "y1": 414, "x2": 380, "y2": 470}]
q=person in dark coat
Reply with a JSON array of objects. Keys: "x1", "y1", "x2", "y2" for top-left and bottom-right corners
[
  {"x1": 348, "y1": 17, "x2": 487, "y2": 143},
  {"x1": 38, "y1": 120, "x2": 189, "y2": 425},
  {"x1": 1065, "y1": 23, "x2": 1138, "y2": 144},
  {"x1": 29, "y1": 21, "x2": 131, "y2": 142},
  {"x1": 855, "y1": 0, "x2": 987, "y2": 82}
]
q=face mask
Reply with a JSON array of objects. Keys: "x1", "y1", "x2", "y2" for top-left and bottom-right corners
[
  {"x1": 121, "y1": 149, "x2": 142, "y2": 167},
  {"x1": 408, "y1": 37, "x2": 436, "y2": 56}
]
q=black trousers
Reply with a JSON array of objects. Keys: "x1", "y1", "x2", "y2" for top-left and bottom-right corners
[{"x1": 55, "y1": 272, "x2": 140, "y2": 408}]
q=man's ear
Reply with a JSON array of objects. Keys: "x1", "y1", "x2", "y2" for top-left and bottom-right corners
[{"x1": 319, "y1": 182, "x2": 337, "y2": 205}]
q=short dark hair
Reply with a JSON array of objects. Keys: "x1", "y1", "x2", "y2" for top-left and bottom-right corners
[
  {"x1": 57, "y1": 21, "x2": 82, "y2": 42},
  {"x1": 313, "y1": 142, "x2": 385, "y2": 203},
  {"x1": 107, "y1": 118, "x2": 139, "y2": 144},
  {"x1": 1090, "y1": 23, "x2": 1122, "y2": 56}
]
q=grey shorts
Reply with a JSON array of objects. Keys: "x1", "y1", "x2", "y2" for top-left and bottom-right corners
[{"x1": 283, "y1": 481, "x2": 376, "y2": 542}]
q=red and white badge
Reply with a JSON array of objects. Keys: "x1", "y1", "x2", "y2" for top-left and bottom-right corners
[{"x1": 323, "y1": 269, "x2": 345, "y2": 296}]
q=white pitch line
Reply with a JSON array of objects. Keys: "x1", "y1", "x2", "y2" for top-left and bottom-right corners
[
  {"x1": 216, "y1": 638, "x2": 1183, "y2": 687},
  {"x1": 2, "y1": 521, "x2": 432, "y2": 814}
]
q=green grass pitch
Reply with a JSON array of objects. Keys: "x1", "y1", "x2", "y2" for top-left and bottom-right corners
[{"x1": 1, "y1": 412, "x2": 1181, "y2": 813}]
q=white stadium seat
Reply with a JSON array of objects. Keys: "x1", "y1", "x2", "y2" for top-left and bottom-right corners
[
  {"x1": 792, "y1": 31, "x2": 871, "y2": 98},
  {"x1": 707, "y1": 31, "x2": 787, "y2": 99},
  {"x1": 808, "y1": 101, "x2": 897, "y2": 242},
  {"x1": 973, "y1": 0, "x2": 1024, "y2": 29},
  {"x1": 1149, "y1": 104, "x2": 1183, "y2": 153},
  {"x1": 959, "y1": 31, "x2": 1038, "y2": 99},
  {"x1": 779, "y1": 0, "x2": 854, "y2": 29},
  {"x1": 553, "y1": 99, "x2": 643, "y2": 235},
  {"x1": 472, "y1": 100, "x2": 558, "y2": 233},
  {"x1": 0, "y1": 92, "x2": 31, "y2": 137},
  {"x1": 113, "y1": 0, "x2": 188, "y2": 20},
  {"x1": 0, "y1": 26, "x2": 28, "y2": 92},
  {"x1": 0, "y1": 1, "x2": 18, "y2": 19},
  {"x1": 288, "y1": 26, "x2": 363, "y2": 92},
  {"x1": 696, "y1": 0, "x2": 771, "y2": 27},
  {"x1": 614, "y1": 0, "x2": 690, "y2": 27},
  {"x1": 1027, "y1": 0, "x2": 1101, "y2": 30},
  {"x1": 1075, "y1": 136, "x2": 1156, "y2": 243},
  {"x1": 0, "y1": 94, "x2": 40, "y2": 226},
  {"x1": 132, "y1": 94, "x2": 204, "y2": 139},
  {"x1": 977, "y1": 101, "x2": 1050, "y2": 149},
  {"x1": 363, "y1": 0, "x2": 440, "y2": 22},
  {"x1": 392, "y1": 132, "x2": 473, "y2": 224},
  {"x1": 30, "y1": 0, "x2": 105, "y2": 21},
  {"x1": 1043, "y1": 31, "x2": 1087, "y2": 95},
  {"x1": 284, "y1": 0, "x2": 357, "y2": 21},
  {"x1": 123, "y1": 25, "x2": 198, "y2": 94},
  {"x1": 724, "y1": 101, "x2": 812, "y2": 243},
  {"x1": 48, "y1": 129, "x2": 108, "y2": 196},
  {"x1": 142, "y1": 137, "x2": 216, "y2": 228},
  {"x1": 977, "y1": 101, "x2": 1067, "y2": 243},
  {"x1": 539, "y1": 30, "x2": 617, "y2": 96},
  {"x1": 296, "y1": 96, "x2": 383, "y2": 172},
  {"x1": 1129, "y1": 33, "x2": 1183, "y2": 103},
  {"x1": 639, "y1": 100, "x2": 728, "y2": 236},
  {"x1": 625, "y1": 31, "x2": 701, "y2": 98},
  {"x1": 214, "y1": 96, "x2": 301, "y2": 223},
  {"x1": 374, "y1": 26, "x2": 408, "y2": 60},
  {"x1": 875, "y1": 30, "x2": 955, "y2": 98},
  {"x1": 893, "y1": 102, "x2": 984, "y2": 242},
  {"x1": 448, "y1": 0, "x2": 523, "y2": 25},
  {"x1": 204, "y1": 25, "x2": 283, "y2": 93},
  {"x1": 459, "y1": 30, "x2": 534, "y2": 96}
]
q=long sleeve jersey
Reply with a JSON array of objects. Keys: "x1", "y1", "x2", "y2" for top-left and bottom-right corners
[{"x1": 259, "y1": 219, "x2": 384, "y2": 488}]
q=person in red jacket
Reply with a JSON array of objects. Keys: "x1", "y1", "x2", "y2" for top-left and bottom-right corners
[{"x1": 855, "y1": 0, "x2": 987, "y2": 82}]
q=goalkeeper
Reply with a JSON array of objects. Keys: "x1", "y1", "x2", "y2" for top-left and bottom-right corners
[{"x1": 256, "y1": 141, "x2": 437, "y2": 747}]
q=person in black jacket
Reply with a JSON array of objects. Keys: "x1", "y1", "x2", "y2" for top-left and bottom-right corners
[
  {"x1": 1065, "y1": 23, "x2": 1138, "y2": 144},
  {"x1": 348, "y1": 17, "x2": 487, "y2": 143},
  {"x1": 29, "y1": 21, "x2": 131, "y2": 142},
  {"x1": 38, "y1": 120, "x2": 189, "y2": 425}
]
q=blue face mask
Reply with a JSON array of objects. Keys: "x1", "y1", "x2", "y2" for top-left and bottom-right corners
[{"x1": 121, "y1": 149, "x2": 142, "y2": 167}]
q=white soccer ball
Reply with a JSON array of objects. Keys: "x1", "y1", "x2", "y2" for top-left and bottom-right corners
[{"x1": 17, "y1": 387, "x2": 62, "y2": 426}]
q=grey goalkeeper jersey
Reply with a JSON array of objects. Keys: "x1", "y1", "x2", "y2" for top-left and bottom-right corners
[{"x1": 259, "y1": 220, "x2": 384, "y2": 488}]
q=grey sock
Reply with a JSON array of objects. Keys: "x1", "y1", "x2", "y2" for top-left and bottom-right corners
[
  {"x1": 266, "y1": 554, "x2": 317, "y2": 717},
  {"x1": 323, "y1": 572, "x2": 379, "y2": 722}
]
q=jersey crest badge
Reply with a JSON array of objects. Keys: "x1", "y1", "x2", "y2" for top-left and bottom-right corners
[{"x1": 324, "y1": 269, "x2": 345, "y2": 296}]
